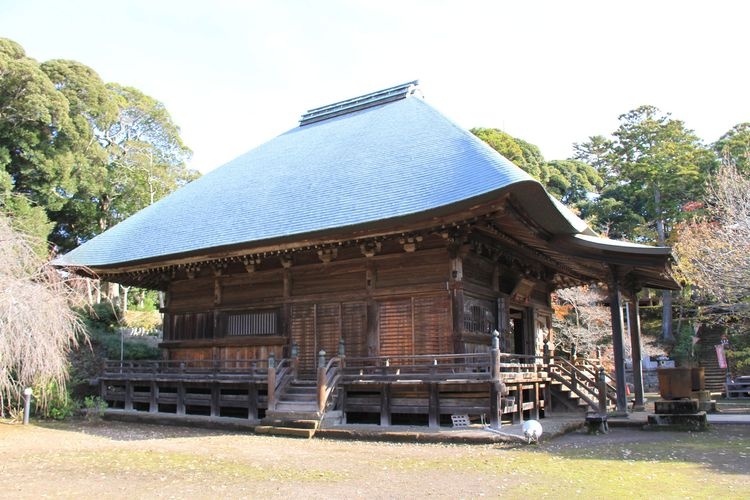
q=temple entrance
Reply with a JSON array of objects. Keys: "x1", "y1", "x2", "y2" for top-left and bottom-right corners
[{"x1": 508, "y1": 307, "x2": 531, "y2": 355}]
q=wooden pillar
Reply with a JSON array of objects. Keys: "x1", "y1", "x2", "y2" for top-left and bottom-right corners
[
  {"x1": 532, "y1": 381, "x2": 540, "y2": 420},
  {"x1": 513, "y1": 384, "x2": 524, "y2": 424},
  {"x1": 608, "y1": 267, "x2": 629, "y2": 415},
  {"x1": 380, "y1": 384, "x2": 391, "y2": 426},
  {"x1": 176, "y1": 382, "x2": 186, "y2": 415},
  {"x1": 210, "y1": 382, "x2": 220, "y2": 417},
  {"x1": 124, "y1": 381, "x2": 133, "y2": 411},
  {"x1": 543, "y1": 339, "x2": 552, "y2": 416},
  {"x1": 490, "y1": 330, "x2": 502, "y2": 429},
  {"x1": 625, "y1": 290, "x2": 646, "y2": 410},
  {"x1": 149, "y1": 380, "x2": 158, "y2": 413},
  {"x1": 449, "y1": 241, "x2": 467, "y2": 354},
  {"x1": 247, "y1": 382, "x2": 258, "y2": 420},
  {"x1": 428, "y1": 383, "x2": 440, "y2": 429}
]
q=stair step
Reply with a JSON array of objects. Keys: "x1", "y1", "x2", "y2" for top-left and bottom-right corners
[
  {"x1": 274, "y1": 402, "x2": 319, "y2": 411},
  {"x1": 255, "y1": 426, "x2": 315, "y2": 439},
  {"x1": 286, "y1": 386, "x2": 318, "y2": 393},
  {"x1": 265, "y1": 410, "x2": 322, "y2": 420},
  {"x1": 260, "y1": 418, "x2": 319, "y2": 430},
  {"x1": 280, "y1": 393, "x2": 318, "y2": 402}
]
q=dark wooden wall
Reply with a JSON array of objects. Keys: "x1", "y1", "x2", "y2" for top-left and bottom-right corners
[{"x1": 161, "y1": 234, "x2": 554, "y2": 366}]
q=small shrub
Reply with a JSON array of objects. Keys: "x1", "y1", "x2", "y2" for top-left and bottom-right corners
[
  {"x1": 82, "y1": 396, "x2": 108, "y2": 420},
  {"x1": 39, "y1": 385, "x2": 77, "y2": 420}
]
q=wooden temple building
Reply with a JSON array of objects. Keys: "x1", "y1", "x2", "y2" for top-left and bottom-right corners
[{"x1": 58, "y1": 81, "x2": 678, "y2": 434}]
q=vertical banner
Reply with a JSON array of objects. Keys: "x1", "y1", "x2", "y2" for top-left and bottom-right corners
[{"x1": 715, "y1": 344, "x2": 727, "y2": 369}]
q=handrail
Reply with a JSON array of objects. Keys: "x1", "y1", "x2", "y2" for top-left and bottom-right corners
[
  {"x1": 273, "y1": 358, "x2": 293, "y2": 405},
  {"x1": 102, "y1": 358, "x2": 269, "y2": 380},
  {"x1": 319, "y1": 356, "x2": 342, "y2": 413},
  {"x1": 550, "y1": 356, "x2": 613, "y2": 412}
]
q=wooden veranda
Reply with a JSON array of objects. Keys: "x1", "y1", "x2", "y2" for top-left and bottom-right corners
[{"x1": 101, "y1": 334, "x2": 615, "y2": 432}]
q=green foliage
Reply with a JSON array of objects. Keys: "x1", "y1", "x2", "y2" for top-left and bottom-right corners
[
  {"x1": 471, "y1": 127, "x2": 529, "y2": 170},
  {"x1": 82, "y1": 302, "x2": 120, "y2": 332},
  {"x1": 35, "y1": 381, "x2": 77, "y2": 420},
  {"x1": 82, "y1": 395, "x2": 108, "y2": 420},
  {"x1": 92, "y1": 329, "x2": 160, "y2": 360},
  {"x1": 714, "y1": 122, "x2": 750, "y2": 173},
  {"x1": 124, "y1": 310, "x2": 162, "y2": 331},
  {"x1": 542, "y1": 159, "x2": 603, "y2": 205},
  {"x1": 671, "y1": 323, "x2": 699, "y2": 366},
  {"x1": 471, "y1": 128, "x2": 603, "y2": 205},
  {"x1": 0, "y1": 37, "x2": 198, "y2": 251},
  {"x1": 575, "y1": 106, "x2": 715, "y2": 244}
]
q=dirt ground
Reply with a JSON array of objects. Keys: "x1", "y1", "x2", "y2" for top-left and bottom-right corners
[{"x1": 1, "y1": 419, "x2": 748, "y2": 499}]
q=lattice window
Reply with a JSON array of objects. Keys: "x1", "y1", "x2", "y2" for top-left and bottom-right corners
[
  {"x1": 463, "y1": 297, "x2": 496, "y2": 334},
  {"x1": 226, "y1": 310, "x2": 278, "y2": 336}
]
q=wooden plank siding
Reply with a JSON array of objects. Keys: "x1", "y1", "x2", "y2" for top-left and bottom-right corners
[{"x1": 159, "y1": 235, "x2": 553, "y2": 373}]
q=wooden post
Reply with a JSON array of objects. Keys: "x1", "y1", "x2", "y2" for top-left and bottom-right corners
[
  {"x1": 380, "y1": 384, "x2": 391, "y2": 426},
  {"x1": 608, "y1": 266, "x2": 629, "y2": 415},
  {"x1": 625, "y1": 290, "x2": 646, "y2": 410},
  {"x1": 513, "y1": 384, "x2": 524, "y2": 424},
  {"x1": 317, "y1": 350, "x2": 327, "y2": 412},
  {"x1": 543, "y1": 339, "x2": 552, "y2": 416},
  {"x1": 490, "y1": 330, "x2": 502, "y2": 429},
  {"x1": 598, "y1": 367, "x2": 608, "y2": 415},
  {"x1": 248, "y1": 382, "x2": 258, "y2": 420},
  {"x1": 533, "y1": 381, "x2": 540, "y2": 420},
  {"x1": 149, "y1": 380, "x2": 158, "y2": 413},
  {"x1": 124, "y1": 380, "x2": 133, "y2": 411},
  {"x1": 210, "y1": 382, "x2": 220, "y2": 417},
  {"x1": 428, "y1": 383, "x2": 440, "y2": 429},
  {"x1": 177, "y1": 382, "x2": 185, "y2": 415}
]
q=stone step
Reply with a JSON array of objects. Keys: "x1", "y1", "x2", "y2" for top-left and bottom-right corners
[
  {"x1": 254, "y1": 426, "x2": 315, "y2": 439},
  {"x1": 647, "y1": 411, "x2": 708, "y2": 431}
]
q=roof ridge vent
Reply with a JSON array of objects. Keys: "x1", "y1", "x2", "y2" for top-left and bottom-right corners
[{"x1": 299, "y1": 80, "x2": 419, "y2": 126}]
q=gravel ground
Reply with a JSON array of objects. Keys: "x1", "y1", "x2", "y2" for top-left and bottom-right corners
[{"x1": 1, "y1": 419, "x2": 748, "y2": 499}]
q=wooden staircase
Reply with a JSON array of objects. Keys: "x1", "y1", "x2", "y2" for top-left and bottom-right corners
[
  {"x1": 256, "y1": 380, "x2": 322, "y2": 438},
  {"x1": 549, "y1": 378, "x2": 593, "y2": 413},
  {"x1": 547, "y1": 358, "x2": 616, "y2": 415}
]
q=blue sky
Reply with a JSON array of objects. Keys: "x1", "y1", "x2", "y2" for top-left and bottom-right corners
[{"x1": 2, "y1": 0, "x2": 749, "y2": 173}]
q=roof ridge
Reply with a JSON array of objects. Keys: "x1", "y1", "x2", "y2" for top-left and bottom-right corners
[{"x1": 299, "y1": 80, "x2": 419, "y2": 126}]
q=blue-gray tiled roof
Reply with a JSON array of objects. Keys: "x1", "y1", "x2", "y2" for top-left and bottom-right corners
[{"x1": 57, "y1": 93, "x2": 589, "y2": 268}]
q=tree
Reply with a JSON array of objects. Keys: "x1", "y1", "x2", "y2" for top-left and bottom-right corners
[
  {"x1": 553, "y1": 286, "x2": 612, "y2": 354},
  {"x1": 542, "y1": 159, "x2": 603, "y2": 206},
  {"x1": 471, "y1": 128, "x2": 531, "y2": 173},
  {"x1": 575, "y1": 106, "x2": 715, "y2": 340},
  {"x1": 0, "y1": 38, "x2": 198, "y2": 252},
  {"x1": 714, "y1": 122, "x2": 750, "y2": 174},
  {"x1": 471, "y1": 128, "x2": 603, "y2": 206},
  {"x1": 0, "y1": 213, "x2": 84, "y2": 417},
  {"x1": 674, "y1": 164, "x2": 750, "y2": 307},
  {"x1": 0, "y1": 40, "x2": 70, "y2": 243}
]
